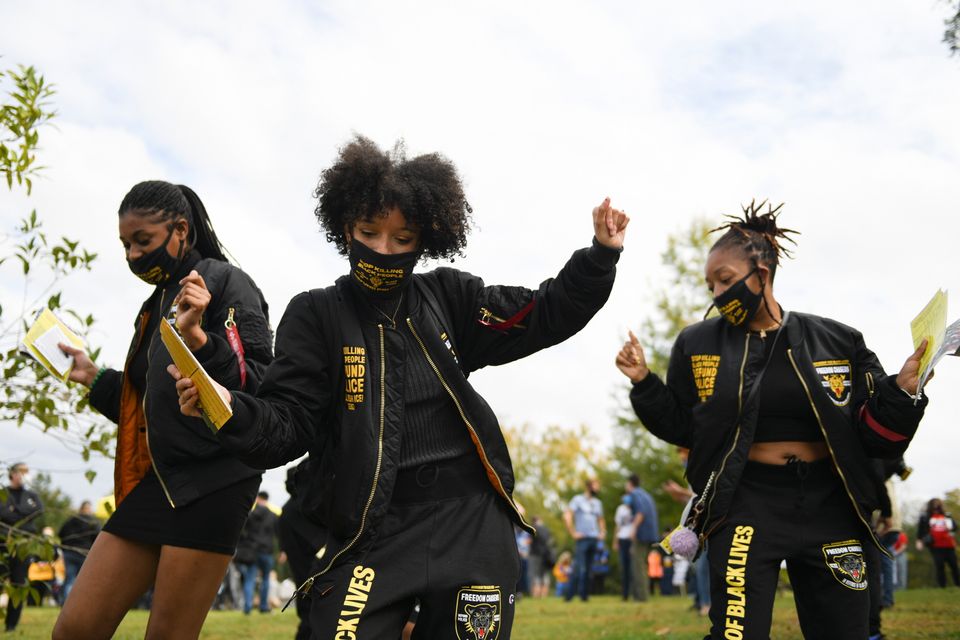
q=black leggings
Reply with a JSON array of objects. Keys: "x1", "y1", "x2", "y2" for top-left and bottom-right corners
[
  {"x1": 706, "y1": 459, "x2": 871, "y2": 640},
  {"x1": 930, "y1": 547, "x2": 960, "y2": 588}
]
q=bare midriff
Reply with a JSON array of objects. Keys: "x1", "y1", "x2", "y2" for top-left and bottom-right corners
[{"x1": 748, "y1": 441, "x2": 830, "y2": 464}]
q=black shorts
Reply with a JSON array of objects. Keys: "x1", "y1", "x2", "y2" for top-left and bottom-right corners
[{"x1": 102, "y1": 470, "x2": 260, "y2": 555}]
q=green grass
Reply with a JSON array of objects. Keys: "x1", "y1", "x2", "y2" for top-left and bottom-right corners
[{"x1": 7, "y1": 588, "x2": 959, "y2": 639}]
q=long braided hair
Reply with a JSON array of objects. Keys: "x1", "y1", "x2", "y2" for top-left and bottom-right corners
[
  {"x1": 119, "y1": 181, "x2": 229, "y2": 262},
  {"x1": 709, "y1": 199, "x2": 799, "y2": 282}
]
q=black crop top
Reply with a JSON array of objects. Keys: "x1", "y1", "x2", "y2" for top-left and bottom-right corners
[{"x1": 753, "y1": 330, "x2": 824, "y2": 443}]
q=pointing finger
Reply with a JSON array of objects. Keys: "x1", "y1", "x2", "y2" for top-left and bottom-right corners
[{"x1": 628, "y1": 330, "x2": 640, "y2": 346}]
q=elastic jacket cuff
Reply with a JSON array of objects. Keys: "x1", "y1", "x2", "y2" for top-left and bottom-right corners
[{"x1": 586, "y1": 238, "x2": 622, "y2": 271}]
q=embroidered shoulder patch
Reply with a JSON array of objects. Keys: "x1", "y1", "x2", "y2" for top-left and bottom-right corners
[
  {"x1": 822, "y1": 540, "x2": 867, "y2": 590},
  {"x1": 690, "y1": 355, "x2": 721, "y2": 402},
  {"x1": 814, "y1": 359, "x2": 852, "y2": 407}
]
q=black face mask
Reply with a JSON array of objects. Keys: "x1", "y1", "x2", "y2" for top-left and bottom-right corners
[
  {"x1": 128, "y1": 227, "x2": 184, "y2": 286},
  {"x1": 348, "y1": 240, "x2": 419, "y2": 298},
  {"x1": 711, "y1": 268, "x2": 764, "y2": 327}
]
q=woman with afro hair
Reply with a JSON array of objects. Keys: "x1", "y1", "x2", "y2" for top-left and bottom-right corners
[
  {"x1": 172, "y1": 135, "x2": 629, "y2": 638},
  {"x1": 617, "y1": 201, "x2": 930, "y2": 640}
]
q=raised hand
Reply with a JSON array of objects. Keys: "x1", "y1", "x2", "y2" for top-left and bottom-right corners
[
  {"x1": 896, "y1": 339, "x2": 931, "y2": 396},
  {"x1": 174, "y1": 270, "x2": 212, "y2": 351},
  {"x1": 592, "y1": 197, "x2": 630, "y2": 250},
  {"x1": 615, "y1": 330, "x2": 649, "y2": 383},
  {"x1": 57, "y1": 343, "x2": 100, "y2": 387}
]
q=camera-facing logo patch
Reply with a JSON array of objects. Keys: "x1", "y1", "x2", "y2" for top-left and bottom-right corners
[
  {"x1": 822, "y1": 540, "x2": 867, "y2": 590},
  {"x1": 814, "y1": 359, "x2": 852, "y2": 407},
  {"x1": 455, "y1": 585, "x2": 501, "y2": 640}
]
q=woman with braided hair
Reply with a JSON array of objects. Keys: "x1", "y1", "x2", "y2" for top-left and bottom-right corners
[
  {"x1": 52, "y1": 181, "x2": 273, "y2": 639},
  {"x1": 616, "y1": 201, "x2": 930, "y2": 639}
]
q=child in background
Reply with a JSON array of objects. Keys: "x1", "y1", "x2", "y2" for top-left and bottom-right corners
[{"x1": 553, "y1": 551, "x2": 573, "y2": 598}]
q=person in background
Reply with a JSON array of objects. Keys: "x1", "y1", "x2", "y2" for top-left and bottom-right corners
[
  {"x1": 1, "y1": 462, "x2": 43, "y2": 633},
  {"x1": 553, "y1": 551, "x2": 573, "y2": 598},
  {"x1": 626, "y1": 473, "x2": 659, "y2": 602},
  {"x1": 917, "y1": 498, "x2": 959, "y2": 588},
  {"x1": 528, "y1": 515, "x2": 555, "y2": 599},
  {"x1": 236, "y1": 491, "x2": 279, "y2": 614},
  {"x1": 612, "y1": 494, "x2": 635, "y2": 601},
  {"x1": 515, "y1": 526, "x2": 533, "y2": 598},
  {"x1": 647, "y1": 544, "x2": 664, "y2": 596},
  {"x1": 564, "y1": 478, "x2": 606, "y2": 602},
  {"x1": 672, "y1": 553, "x2": 690, "y2": 597},
  {"x1": 57, "y1": 500, "x2": 101, "y2": 601},
  {"x1": 892, "y1": 531, "x2": 909, "y2": 591},
  {"x1": 277, "y1": 461, "x2": 327, "y2": 640},
  {"x1": 590, "y1": 539, "x2": 610, "y2": 595}
]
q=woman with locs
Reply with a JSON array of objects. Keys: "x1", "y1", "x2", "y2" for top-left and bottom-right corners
[
  {"x1": 616, "y1": 201, "x2": 929, "y2": 640},
  {"x1": 171, "y1": 135, "x2": 629, "y2": 638},
  {"x1": 53, "y1": 181, "x2": 273, "y2": 639}
]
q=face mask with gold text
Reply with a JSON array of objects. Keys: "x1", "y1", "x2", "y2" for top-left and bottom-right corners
[{"x1": 348, "y1": 240, "x2": 419, "y2": 298}]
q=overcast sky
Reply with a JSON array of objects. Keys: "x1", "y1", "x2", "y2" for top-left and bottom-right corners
[{"x1": 2, "y1": 0, "x2": 959, "y2": 517}]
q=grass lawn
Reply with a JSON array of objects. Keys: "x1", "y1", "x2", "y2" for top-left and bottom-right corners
[{"x1": 7, "y1": 588, "x2": 959, "y2": 638}]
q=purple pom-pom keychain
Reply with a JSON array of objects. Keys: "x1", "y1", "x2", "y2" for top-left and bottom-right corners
[{"x1": 670, "y1": 526, "x2": 700, "y2": 560}]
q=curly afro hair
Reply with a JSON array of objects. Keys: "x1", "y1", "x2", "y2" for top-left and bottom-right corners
[{"x1": 314, "y1": 135, "x2": 472, "y2": 260}]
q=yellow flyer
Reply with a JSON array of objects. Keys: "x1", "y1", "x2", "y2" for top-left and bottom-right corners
[
  {"x1": 22, "y1": 308, "x2": 85, "y2": 382},
  {"x1": 159, "y1": 319, "x2": 233, "y2": 430},
  {"x1": 910, "y1": 290, "x2": 947, "y2": 383}
]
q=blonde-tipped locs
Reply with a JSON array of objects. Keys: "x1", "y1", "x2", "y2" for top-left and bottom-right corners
[{"x1": 709, "y1": 199, "x2": 799, "y2": 280}]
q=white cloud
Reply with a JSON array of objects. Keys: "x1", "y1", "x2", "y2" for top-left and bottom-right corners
[{"x1": 2, "y1": 0, "x2": 959, "y2": 511}]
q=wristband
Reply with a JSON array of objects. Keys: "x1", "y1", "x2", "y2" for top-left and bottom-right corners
[{"x1": 90, "y1": 366, "x2": 107, "y2": 390}]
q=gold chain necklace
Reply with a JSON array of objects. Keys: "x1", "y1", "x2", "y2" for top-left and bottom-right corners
[{"x1": 370, "y1": 293, "x2": 404, "y2": 328}]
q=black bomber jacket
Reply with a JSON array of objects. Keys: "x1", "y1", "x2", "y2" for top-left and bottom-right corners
[
  {"x1": 629, "y1": 311, "x2": 927, "y2": 553},
  {"x1": 216, "y1": 242, "x2": 619, "y2": 582},
  {"x1": 89, "y1": 257, "x2": 273, "y2": 507}
]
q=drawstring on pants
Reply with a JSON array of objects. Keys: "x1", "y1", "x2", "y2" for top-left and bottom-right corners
[{"x1": 787, "y1": 456, "x2": 810, "y2": 509}]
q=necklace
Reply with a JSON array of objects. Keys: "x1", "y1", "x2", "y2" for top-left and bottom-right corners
[{"x1": 370, "y1": 293, "x2": 404, "y2": 328}]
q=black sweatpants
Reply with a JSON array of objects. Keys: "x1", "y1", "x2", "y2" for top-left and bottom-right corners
[
  {"x1": 0, "y1": 550, "x2": 29, "y2": 631},
  {"x1": 279, "y1": 498, "x2": 327, "y2": 640},
  {"x1": 931, "y1": 547, "x2": 960, "y2": 587},
  {"x1": 706, "y1": 459, "x2": 870, "y2": 640},
  {"x1": 307, "y1": 456, "x2": 520, "y2": 640}
]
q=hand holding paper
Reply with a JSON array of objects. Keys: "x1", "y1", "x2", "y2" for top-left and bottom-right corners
[
  {"x1": 159, "y1": 319, "x2": 233, "y2": 430},
  {"x1": 909, "y1": 289, "x2": 960, "y2": 393},
  {"x1": 21, "y1": 308, "x2": 87, "y2": 382}
]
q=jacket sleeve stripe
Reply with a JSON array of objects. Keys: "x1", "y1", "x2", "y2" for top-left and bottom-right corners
[{"x1": 859, "y1": 405, "x2": 908, "y2": 442}]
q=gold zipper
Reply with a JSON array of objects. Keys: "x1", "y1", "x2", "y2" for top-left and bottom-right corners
[
  {"x1": 406, "y1": 317, "x2": 532, "y2": 532},
  {"x1": 787, "y1": 348, "x2": 889, "y2": 557},
  {"x1": 701, "y1": 333, "x2": 751, "y2": 536},
  {"x1": 294, "y1": 324, "x2": 388, "y2": 598},
  {"x1": 479, "y1": 307, "x2": 526, "y2": 330},
  {"x1": 143, "y1": 290, "x2": 176, "y2": 508}
]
